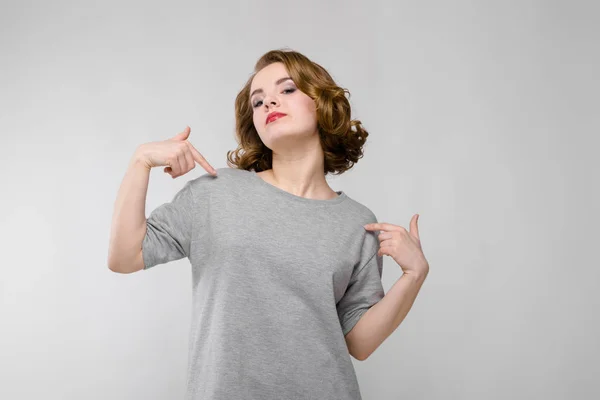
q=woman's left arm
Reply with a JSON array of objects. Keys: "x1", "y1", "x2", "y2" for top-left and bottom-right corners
[{"x1": 347, "y1": 214, "x2": 429, "y2": 361}]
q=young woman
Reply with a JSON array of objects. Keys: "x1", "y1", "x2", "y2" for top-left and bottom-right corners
[{"x1": 108, "y1": 49, "x2": 429, "y2": 400}]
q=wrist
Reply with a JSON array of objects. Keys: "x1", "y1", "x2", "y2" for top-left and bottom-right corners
[
  {"x1": 131, "y1": 146, "x2": 151, "y2": 171},
  {"x1": 404, "y1": 265, "x2": 429, "y2": 282}
]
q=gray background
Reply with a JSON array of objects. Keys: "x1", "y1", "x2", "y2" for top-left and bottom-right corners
[{"x1": 1, "y1": 0, "x2": 598, "y2": 399}]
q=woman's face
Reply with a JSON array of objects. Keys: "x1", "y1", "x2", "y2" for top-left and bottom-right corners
[{"x1": 250, "y1": 62, "x2": 318, "y2": 150}]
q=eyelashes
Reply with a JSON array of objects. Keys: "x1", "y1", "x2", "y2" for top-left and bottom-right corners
[{"x1": 252, "y1": 88, "x2": 296, "y2": 108}]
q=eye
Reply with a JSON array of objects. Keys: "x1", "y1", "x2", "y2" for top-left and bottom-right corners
[{"x1": 252, "y1": 88, "x2": 296, "y2": 108}]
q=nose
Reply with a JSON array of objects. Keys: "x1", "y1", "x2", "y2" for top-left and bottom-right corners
[{"x1": 262, "y1": 93, "x2": 279, "y2": 108}]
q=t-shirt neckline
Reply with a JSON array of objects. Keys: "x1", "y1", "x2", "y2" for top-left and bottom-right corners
[{"x1": 249, "y1": 170, "x2": 348, "y2": 205}]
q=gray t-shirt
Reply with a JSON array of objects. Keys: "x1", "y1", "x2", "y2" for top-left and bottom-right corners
[{"x1": 142, "y1": 167, "x2": 384, "y2": 400}]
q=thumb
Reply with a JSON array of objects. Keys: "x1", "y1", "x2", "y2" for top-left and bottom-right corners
[
  {"x1": 410, "y1": 214, "x2": 420, "y2": 240},
  {"x1": 172, "y1": 126, "x2": 191, "y2": 141}
]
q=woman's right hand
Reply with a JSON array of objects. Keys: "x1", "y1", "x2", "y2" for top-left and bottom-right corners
[{"x1": 136, "y1": 126, "x2": 217, "y2": 177}]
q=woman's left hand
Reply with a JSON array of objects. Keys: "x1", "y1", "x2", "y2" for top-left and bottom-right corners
[{"x1": 364, "y1": 214, "x2": 429, "y2": 278}]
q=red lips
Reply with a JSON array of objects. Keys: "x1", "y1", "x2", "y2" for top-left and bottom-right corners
[{"x1": 266, "y1": 112, "x2": 287, "y2": 124}]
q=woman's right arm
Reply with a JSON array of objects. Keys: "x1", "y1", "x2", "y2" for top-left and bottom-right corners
[
  {"x1": 107, "y1": 148, "x2": 152, "y2": 273},
  {"x1": 107, "y1": 126, "x2": 217, "y2": 274}
]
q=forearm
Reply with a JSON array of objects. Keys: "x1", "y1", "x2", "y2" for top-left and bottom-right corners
[
  {"x1": 353, "y1": 269, "x2": 428, "y2": 360},
  {"x1": 107, "y1": 148, "x2": 151, "y2": 272}
]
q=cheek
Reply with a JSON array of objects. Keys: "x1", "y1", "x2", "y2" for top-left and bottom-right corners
[
  {"x1": 253, "y1": 113, "x2": 263, "y2": 130},
  {"x1": 294, "y1": 96, "x2": 316, "y2": 118},
  {"x1": 306, "y1": 97, "x2": 318, "y2": 116},
  {"x1": 300, "y1": 99, "x2": 318, "y2": 125}
]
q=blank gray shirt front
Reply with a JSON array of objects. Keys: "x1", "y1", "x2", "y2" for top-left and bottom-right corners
[{"x1": 142, "y1": 167, "x2": 385, "y2": 400}]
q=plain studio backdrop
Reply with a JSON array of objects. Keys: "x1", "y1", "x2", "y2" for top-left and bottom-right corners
[{"x1": 1, "y1": 1, "x2": 598, "y2": 399}]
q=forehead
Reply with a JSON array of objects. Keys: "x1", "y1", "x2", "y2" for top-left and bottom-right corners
[{"x1": 250, "y1": 62, "x2": 288, "y2": 90}]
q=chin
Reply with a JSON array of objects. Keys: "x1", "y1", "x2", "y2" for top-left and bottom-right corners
[{"x1": 270, "y1": 131, "x2": 318, "y2": 150}]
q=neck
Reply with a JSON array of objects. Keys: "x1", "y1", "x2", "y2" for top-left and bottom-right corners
[{"x1": 262, "y1": 142, "x2": 337, "y2": 200}]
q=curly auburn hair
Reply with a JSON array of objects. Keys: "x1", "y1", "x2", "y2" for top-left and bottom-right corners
[{"x1": 226, "y1": 48, "x2": 370, "y2": 176}]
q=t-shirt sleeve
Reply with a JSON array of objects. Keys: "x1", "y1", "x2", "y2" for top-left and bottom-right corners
[
  {"x1": 142, "y1": 180, "x2": 196, "y2": 270},
  {"x1": 336, "y1": 234, "x2": 385, "y2": 336}
]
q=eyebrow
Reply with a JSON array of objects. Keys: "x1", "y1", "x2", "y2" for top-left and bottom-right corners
[{"x1": 250, "y1": 77, "x2": 293, "y2": 99}]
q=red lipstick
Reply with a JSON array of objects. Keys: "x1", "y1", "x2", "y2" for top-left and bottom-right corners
[{"x1": 266, "y1": 112, "x2": 287, "y2": 124}]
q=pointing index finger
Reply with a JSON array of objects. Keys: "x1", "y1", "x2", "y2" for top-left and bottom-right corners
[
  {"x1": 363, "y1": 222, "x2": 400, "y2": 232},
  {"x1": 186, "y1": 141, "x2": 217, "y2": 175}
]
